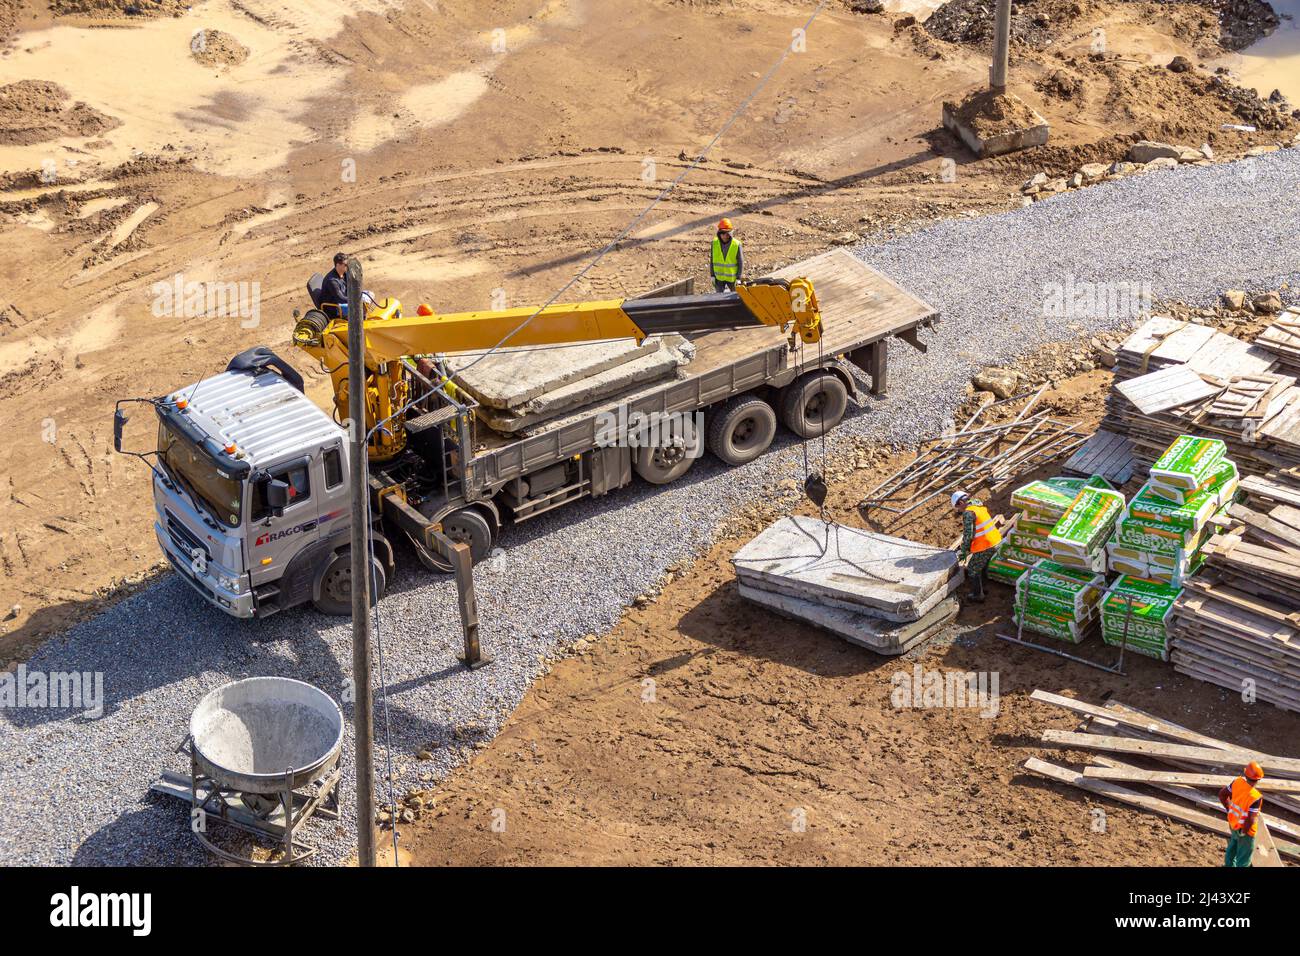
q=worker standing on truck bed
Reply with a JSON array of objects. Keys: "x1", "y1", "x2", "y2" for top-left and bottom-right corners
[
  {"x1": 320, "y1": 252, "x2": 349, "y2": 316},
  {"x1": 711, "y1": 218, "x2": 743, "y2": 292},
  {"x1": 1219, "y1": 762, "x2": 1265, "y2": 867},
  {"x1": 952, "y1": 490, "x2": 1000, "y2": 603}
]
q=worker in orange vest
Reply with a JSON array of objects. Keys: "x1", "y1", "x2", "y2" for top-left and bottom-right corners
[
  {"x1": 952, "y1": 491, "x2": 1002, "y2": 603},
  {"x1": 1219, "y1": 761, "x2": 1265, "y2": 867}
]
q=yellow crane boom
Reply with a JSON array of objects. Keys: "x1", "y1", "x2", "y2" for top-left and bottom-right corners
[{"x1": 292, "y1": 277, "x2": 822, "y2": 461}]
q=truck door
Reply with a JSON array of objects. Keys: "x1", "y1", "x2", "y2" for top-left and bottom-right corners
[{"x1": 248, "y1": 456, "x2": 319, "y2": 583}]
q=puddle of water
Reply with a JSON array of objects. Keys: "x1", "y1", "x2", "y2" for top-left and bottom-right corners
[{"x1": 1215, "y1": 0, "x2": 1300, "y2": 105}]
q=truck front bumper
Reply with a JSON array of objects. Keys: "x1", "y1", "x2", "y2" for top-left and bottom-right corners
[{"x1": 155, "y1": 523, "x2": 257, "y2": 619}]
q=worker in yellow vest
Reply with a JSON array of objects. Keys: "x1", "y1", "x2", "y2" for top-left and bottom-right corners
[
  {"x1": 952, "y1": 491, "x2": 1001, "y2": 603},
  {"x1": 1219, "y1": 762, "x2": 1265, "y2": 867},
  {"x1": 711, "y1": 217, "x2": 743, "y2": 292}
]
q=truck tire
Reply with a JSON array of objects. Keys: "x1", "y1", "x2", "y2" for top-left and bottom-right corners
[
  {"x1": 706, "y1": 395, "x2": 777, "y2": 466},
  {"x1": 780, "y1": 371, "x2": 848, "y2": 439},
  {"x1": 633, "y1": 415, "x2": 699, "y2": 485},
  {"x1": 412, "y1": 507, "x2": 495, "y2": 573},
  {"x1": 313, "y1": 551, "x2": 388, "y2": 616}
]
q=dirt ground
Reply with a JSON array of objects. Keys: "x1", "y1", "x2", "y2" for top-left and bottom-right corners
[
  {"x1": 0, "y1": 0, "x2": 1295, "y2": 662},
  {"x1": 398, "y1": 366, "x2": 1300, "y2": 866}
]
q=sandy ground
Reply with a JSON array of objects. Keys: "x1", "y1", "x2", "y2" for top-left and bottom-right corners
[
  {"x1": 399, "y1": 367, "x2": 1300, "y2": 866},
  {"x1": 0, "y1": 0, "x2": 1296, "y2": 663}
]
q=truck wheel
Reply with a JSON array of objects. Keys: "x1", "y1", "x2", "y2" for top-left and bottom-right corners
[
  {"x1": 706, "y1": 395, "x2": 777, "y2": 466},
  {"x1": 313, "y1": 551, "x2": 387, "y2": 616},
  {"x1": 780, "y1": 371, "x2": 848, "y2": 439},
  {"x1": 413, "y1": 507, "x2": 495, "y2": 573},
  {"x1": 633, "y1": 415, "x2": 699, "y2": 485}
]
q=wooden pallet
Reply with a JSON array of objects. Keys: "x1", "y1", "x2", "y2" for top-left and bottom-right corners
[{"x1": 1061, "y1": 429, "x2": 1136, "y2": 484}]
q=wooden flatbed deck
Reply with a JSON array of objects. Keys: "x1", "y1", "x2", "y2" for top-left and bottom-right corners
[
  {"x1": 686, "y1": 248, "x2": 939, "y2": 388},
  {"x1": 468, "y1": 251, "x2": 938, "y2": 481}
]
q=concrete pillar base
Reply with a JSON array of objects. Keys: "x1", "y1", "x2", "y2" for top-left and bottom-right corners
[{"x1": 941, "y1": 89, "x2": 1049, "y2": 159}]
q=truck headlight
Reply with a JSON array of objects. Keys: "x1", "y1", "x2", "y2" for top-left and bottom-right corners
[{"x1": 218, "y1": 574, "x2": 247, "y2": 595}]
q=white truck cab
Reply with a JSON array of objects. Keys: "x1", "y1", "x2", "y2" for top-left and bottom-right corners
[{"x1": 147, "y1": 350, "x2": 377, "y2": 618}]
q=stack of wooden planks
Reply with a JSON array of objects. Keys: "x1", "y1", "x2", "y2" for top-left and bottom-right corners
[
  {"x1": 1171, "y1": 499, "x2": 1300, "y2": 713},
  {"x1": 1024, "y1": 690, "x2": 1296, "y2": 865},
  {"x1": 1114, "y1": 316, "x2": 1275, "y2": 383},
  {"x1": 1256, "y1": 309, "x2": 1300, "y2": 374},
  {"x1": 1100, "y1": 318, "x2": 1300, "y2": 481}
]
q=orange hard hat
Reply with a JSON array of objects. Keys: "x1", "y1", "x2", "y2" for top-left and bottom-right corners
[
  {"x1": 717, "y1": 218, "x2": 733, "y2": 232},
  {"x1": 1245, "y1": 761, "x2": 1264, "y2": 781}
]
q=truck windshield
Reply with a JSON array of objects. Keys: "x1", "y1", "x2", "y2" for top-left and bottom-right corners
[{"x1": 157, "y1": 421, "x2": 243, "y2": 527}]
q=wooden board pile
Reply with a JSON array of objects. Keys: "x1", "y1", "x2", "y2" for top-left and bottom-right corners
[
  {"x1": 860, "y1": 387, "x2": 1089, "y2": 520},
  {"x1": 1112, "y1": 316, "x2": 1275, "y2": 384},
  {"x1": 1024, "y1": 689, "x2": 1296, "y2": 866},
  {"x1": 1255, "y1": 308, "x2": 1300, "y2": 374},
  {"x1": 1101, "y1": 316, "x2": 1300, "y2": 482},
  {"x1": 1171, "y1": 498, "x2": 1300, "y2": 713},
  {"x1": 731, "y1": 516, "x2": 962, "y2": 656}
]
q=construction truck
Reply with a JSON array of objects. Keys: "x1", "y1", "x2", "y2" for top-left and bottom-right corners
[{"x1": 115, "y1": 253, "x2": 934, "y2": 619}]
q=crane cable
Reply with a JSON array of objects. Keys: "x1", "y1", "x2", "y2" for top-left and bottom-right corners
[{"x1": 356, "y1": 0, "x2": 831, "y2": 866}]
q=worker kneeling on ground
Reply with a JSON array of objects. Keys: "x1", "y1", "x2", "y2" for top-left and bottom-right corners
[
  {"x1": 952, "y1": 490, "x2": 1000, "y2": 603},
  {"x1": 1219, "y1": 761, "x2": 1265, "y2": 867},
  {"x1": 711, "y1": 217, "x2": 743, "y2": 292}
]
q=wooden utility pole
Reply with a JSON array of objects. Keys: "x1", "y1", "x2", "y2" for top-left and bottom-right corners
[
  {"x1": 346, "y1": 259, "x2": 377, "y2": 868},
  {"x1": 990, "y1": 0, "x2": 1012, "y2": 91}
]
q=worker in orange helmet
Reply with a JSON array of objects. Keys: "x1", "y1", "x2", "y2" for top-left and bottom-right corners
[
  {"x1": 952, "y1": 490, "x2": 1001, "y2": 603},
  {"x1": 710, "y1": 217, "x2": 743, "y2": 293},
  {"x1": 1219, "y1": 761, "x2": 1265, "y2": 867}
]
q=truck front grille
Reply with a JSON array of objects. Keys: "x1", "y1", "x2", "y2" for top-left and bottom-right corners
[{"x1": 165, "y1": 510, "x2": 210, "y2": 564}]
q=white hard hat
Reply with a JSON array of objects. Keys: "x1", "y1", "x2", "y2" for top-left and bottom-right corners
[{"x1": 951, "y1": 491, "x2": 969, "y2": 507}]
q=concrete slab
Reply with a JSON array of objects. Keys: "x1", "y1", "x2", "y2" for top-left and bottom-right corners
[
  {"x1": 738, "y1": 585, "x2": 959, "y2": 656},
  {"x1": 731, "y1": 516, "x2": 963, "y2": 622},
  {"x1": 942, "y1": 90, "x2": 1049, "y2": 159},
  {"x1": 474, "y1": 337, "x2": 695, "y2": 434},
  {"x1": 447, "y1": 336, "x2": 672, "y2": 410}
]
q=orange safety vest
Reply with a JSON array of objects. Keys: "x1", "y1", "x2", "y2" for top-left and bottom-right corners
[
  {"x1": 966, "y1": 503, "x2": 1002, "y2": 553},
  {"x1": 1227, "y1": 776, "x2": 1262, "y2": 836}
]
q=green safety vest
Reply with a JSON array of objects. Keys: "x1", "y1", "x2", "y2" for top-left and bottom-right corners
[{"x1": 712, "y1": 236, "x2": 741, "y2": 282}]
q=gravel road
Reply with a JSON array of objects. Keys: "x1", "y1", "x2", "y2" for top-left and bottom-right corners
[{"x1": 3, "y1": 148, "x2": 1297, "y2": 866}]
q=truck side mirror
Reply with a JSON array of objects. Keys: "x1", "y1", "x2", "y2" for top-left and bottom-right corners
[
  {"x1": 266, "y1": 479, "x2": 290, "y2": 517},
  {"x1": 113, "y1": 408, "x2": 128, "y2": 453}
]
